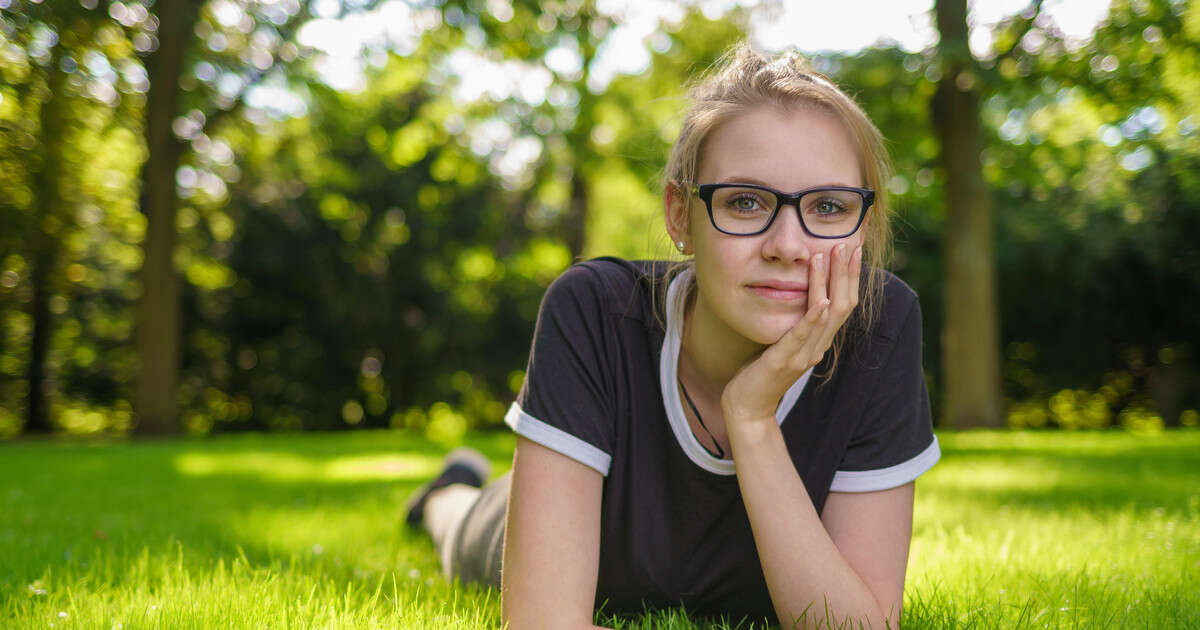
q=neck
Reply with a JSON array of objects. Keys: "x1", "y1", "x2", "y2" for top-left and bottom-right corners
[{"x1": 679, "y1": 293, "x2": 765, "y2": 396}]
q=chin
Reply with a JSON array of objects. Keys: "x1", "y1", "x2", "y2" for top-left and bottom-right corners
[{"x1": 742, "y1": 312, "x2": 805, "y2": 346}]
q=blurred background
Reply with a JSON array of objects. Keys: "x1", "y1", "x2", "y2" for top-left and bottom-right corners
[{"x1": 0, "y1": 0, "x2": 1196, "y2": 440}]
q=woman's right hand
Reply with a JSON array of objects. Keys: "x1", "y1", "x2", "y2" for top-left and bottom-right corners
[
  {"x1": 721, "y1": 244, "x2": 862, "y2": 432},
  {"x1": 501, "y1": 436, "x2": 612, "y2": 630}
]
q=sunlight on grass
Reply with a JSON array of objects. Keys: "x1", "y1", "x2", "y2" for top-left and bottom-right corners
[
  {"x1": 9, "y1": 544, "x2": 500, "y2": 630},
  {"x1": 903, "y1": 430, "x2": 1200, "y2": 629},
  {"x1": 2, "y1": 429, "x2": 1198, "y2": 629},
  {"x1": 174, "y1": 451, "x2": 444, "y2": 482}
]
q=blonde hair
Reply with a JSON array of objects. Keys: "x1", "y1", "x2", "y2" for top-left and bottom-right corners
[{"x1": 661, "y1": 43, "x2": 895, "y2": 373}]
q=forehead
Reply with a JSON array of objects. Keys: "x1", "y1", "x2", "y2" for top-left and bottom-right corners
[{"x1": 698, "y1": 105, "x2": 863, "y2": 190}]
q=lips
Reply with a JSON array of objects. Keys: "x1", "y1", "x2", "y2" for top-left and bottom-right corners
[{"x1": 746, "y1": 281, "x2": 808, "y2": 301}]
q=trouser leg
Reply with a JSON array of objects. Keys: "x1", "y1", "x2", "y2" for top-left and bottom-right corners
[
  {"x1": 431, "y1": 471, "x2": 511, "y2": 588},
  {"x1": 423, "y1": 483, "x2": 482, "y2": 576}
]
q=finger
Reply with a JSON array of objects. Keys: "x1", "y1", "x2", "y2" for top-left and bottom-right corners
[
  {"x1": 795, "y1": 253, "x2": 830, "y2": 335},
  {"x1": 807, "y1": 251, "x2": 828, "y2": 316},
  {"x1": 773, "y1": 303, "x2": 832, "y2": 373},
  {"x1": 815, "y1": 246, "x2": 860, "y2": 345},
  {"x1": 814, "y1": 287, "x2": 842, "y2": 345},
  {"x1": 764, "y1": 248, "x2": 861, "y2": 377},
  {"x1": 798, "y1": 246, "x2": 856, "y2": 365},
  {"x1": 770, "y1": 252, "x2": 828, "y2": 351},
  {"x1": 760, "y1": 292, "x2": 828, "y2": 376},
  {"x1": 771, "y1": 292, "x2": 826, "y2": 356},
  {"x1": 759, "y1": 253, "x2": 832, "y2": 375},
  {"x1": 813, "y1": 303, "x2": 842, "y2": 354},
  {"x1": 849, "y1": 245, "x2": 863, "y2": 309},
  {"x1": 830, "y1": 243, "x2": 850, "y2": 316}
]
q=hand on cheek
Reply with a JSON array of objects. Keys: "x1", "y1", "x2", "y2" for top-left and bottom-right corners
[{"x1": 721, "y1": 243, "x2": 863, "y2": 426}]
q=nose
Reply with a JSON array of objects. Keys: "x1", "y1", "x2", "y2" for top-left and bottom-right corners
[{"x1": 760, "y1": 203, "x2": 811, "y2": 263}]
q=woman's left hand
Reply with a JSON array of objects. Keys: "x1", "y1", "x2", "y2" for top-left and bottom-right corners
[{"x1": 721, "y1": 242, "x2": 862, "y2": 432}]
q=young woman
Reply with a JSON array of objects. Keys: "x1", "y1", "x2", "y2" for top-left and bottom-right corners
[{"x1": 405, "y1": 44, "x2": 939, "y2": 629}]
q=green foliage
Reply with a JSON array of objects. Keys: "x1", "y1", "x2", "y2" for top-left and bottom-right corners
[
  {"x1": 981, "y1": 0, "x2": 1200, "y2": 423},
  {"x1": 2, "y1": 0, "x2": 1200, "y2": 433},
  {"x1": 0, "y1": 0, "x2": 147, "y2": 431},
  {"x1": 582, "y1": 9, "x2": 748, "y2": 260},
  {"x1": 826, "y1": 0, "x2": 1200, "y2": 424},
  {"x1": 1, "y1": 430, "x2": 1198, "y2": 628},
  {"x1": 174, "y1": 50, "x2": 575, "y2": 432}
]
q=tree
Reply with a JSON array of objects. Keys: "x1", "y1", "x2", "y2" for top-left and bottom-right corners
[
  {"x1": 0, "y1": 1, "x2": 142, "y2": 433},
  {"x1": 440, "y1": 0, "x2": 617, "y2": 260},
  {"x1": 985, "y1": 0, "x2": 1200, "y2": 426},
  {"x1": 931, "y1": 0, "x2": 1006, "y2": 427},
  {"x1": 24, "y1": 21, "x2": 71, "y2": 433},
  {"x1": 191, "y1": 45, "x2": 572, "y2": 432},
  {"x1": 133, "y1": 0, "x2": 319, "y2": 433},
  {"x1": 133, "y1": 0, "x2": 204, "y2": 434}
]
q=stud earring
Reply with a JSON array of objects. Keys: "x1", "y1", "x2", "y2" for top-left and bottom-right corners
[{"x1": 676, "y1": 240, "x2": 686, "y2": 252}]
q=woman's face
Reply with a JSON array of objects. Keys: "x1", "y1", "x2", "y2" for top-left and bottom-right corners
[{"x1": 669, "y1": 105, "x2": 866, "y2": 347}]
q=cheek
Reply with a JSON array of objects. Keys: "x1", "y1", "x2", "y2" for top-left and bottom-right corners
[
  {"x1": 693, "y1": 231, "x2": 749, "y2": 270},
  {"x1": 818, "y1": 233, "x2": 865, "y2": 263}
]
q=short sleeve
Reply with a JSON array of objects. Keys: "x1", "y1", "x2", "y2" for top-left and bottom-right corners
[
  {"x1": 830, "y1": 297, "x2": 940, "y2": 492},
  {"x1": 504, "y1": 264, "x2": 617, "y2": 476}
]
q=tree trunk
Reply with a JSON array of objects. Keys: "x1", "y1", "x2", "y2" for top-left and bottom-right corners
[
  {"x1": 1148, "y1": 361, "x2": 1186, "y2": 427},
  {"x1": 25, "y1": 247, "x2": 56, "y2": 433},
  {"x1": 24, "y1": 47, "x2": 70, "y2": 434},
  {"x1": 933, "y1": 0, "x2": 1004, "y2": 428},
  {"x1": 564, "y1": 175, "x2": 588, "y2": 259},
  {"x1": 563, "y1": 18, "x2": 599, "y2": 261},
  {"x1": 134, "y1": 0, "x2": 200, "y2": 434}
]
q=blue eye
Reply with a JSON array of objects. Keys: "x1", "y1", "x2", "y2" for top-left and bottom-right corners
[
  {"x1": 727, "y1": 194, "x2": 767, "y2": 213},
  {"x1": 733, "y1": 197, "x2": 759, "y2": 210},
  {"x1": 813, "y1": 198, "x2": 847, "y2": 215}
]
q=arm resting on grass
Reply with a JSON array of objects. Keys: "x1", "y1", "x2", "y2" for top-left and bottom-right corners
[
  {"x1": 729, "y1": 421, "x2": 914, "y2": 630},
  {"x1": 501, "y1": 436, "x2": 612, "y2": 630}
]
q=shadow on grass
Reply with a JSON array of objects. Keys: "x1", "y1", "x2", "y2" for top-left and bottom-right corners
[{"x1": 929, "y1": 432, "x2": 1200, "y2": 515}]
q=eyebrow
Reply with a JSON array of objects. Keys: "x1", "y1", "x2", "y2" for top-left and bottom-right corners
[{"x1": 713, "y1": 175, "x2": 861, "y2": 190}]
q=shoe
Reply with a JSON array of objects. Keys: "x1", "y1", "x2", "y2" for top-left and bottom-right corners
[{"x1": 404, "y1": 447, "x2": 491, "y2": 528}]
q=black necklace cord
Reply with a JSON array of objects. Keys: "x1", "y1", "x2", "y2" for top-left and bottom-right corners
[{"x1": 678, "y1": 376, "x2": 726, "y2": 459}]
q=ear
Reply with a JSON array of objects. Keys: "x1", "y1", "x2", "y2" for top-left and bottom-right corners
[{"x1": 663, "y1": 181, "x2": 692, "y2": 254}]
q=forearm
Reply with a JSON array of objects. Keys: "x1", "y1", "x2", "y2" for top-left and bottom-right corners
[
  {"x1": 728, "y1": 420, "x2": 893, "y2": 629},
  {"x1": 502, "y1": 438, "x2": 609, "y2": 630}
]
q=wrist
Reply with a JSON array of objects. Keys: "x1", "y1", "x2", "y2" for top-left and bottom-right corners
[
  {"x1": 720, "y1": 383, "x2": 779, "y2": 426},
  {"x1": 722, "y1": 406, "x2": 778, "y2": 446}
]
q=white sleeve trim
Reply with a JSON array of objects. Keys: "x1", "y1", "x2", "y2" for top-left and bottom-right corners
[
  {"x1": 829, "y1": 435, "x2": 941, "y2": 493},
  {"x1": 504, "y1": 402, "x2": 612, "y2": 476}
]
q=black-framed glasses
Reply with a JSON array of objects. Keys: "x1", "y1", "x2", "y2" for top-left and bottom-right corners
[{"x1": 692, "y1": 183, "x2": 874, "y2": 238}]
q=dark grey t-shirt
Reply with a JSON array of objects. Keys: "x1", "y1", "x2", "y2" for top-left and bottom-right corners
[{"x1": 504, "y1": 257, "x2": 939, "y2": 625}]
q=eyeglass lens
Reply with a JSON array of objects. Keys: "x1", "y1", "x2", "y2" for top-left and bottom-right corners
[{"x1": 710, "y1": 186, "x2": 864, "y2": 237}]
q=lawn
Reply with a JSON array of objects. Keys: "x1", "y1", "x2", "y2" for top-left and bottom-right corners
[{"x1": 2, "y1": 429, "x2": 1198, "y2": 629}]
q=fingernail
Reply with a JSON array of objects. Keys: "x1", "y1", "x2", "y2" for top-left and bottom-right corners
[
  {"x1": 836, "y1": 243, "x2": 846, "y2": 257},
  {"x1": 814, "y1": 253, "x2": 824, "y2": 269}
]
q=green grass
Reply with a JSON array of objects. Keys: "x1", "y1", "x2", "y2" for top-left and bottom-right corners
[{"x1": 1, "y1": 430, "x2": 1198, "y2": 629}]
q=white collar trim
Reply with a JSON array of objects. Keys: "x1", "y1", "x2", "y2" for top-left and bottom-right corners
[{"x1": 659, "y1": 268, "x2": 813, "y2": 475}]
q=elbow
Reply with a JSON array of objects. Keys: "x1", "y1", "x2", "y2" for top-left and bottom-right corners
[
  {"x1": 504, "y1": 612, "x2": 608, "y2": 630},
  {"x1": 856, "y1": 603, "x2": 901, "y2": 630},
  {"x1": 776, "y1": 601, "x2": 898, "y2": 630},
  {"x1": 502, "y1": 603, "x2": 604, "y2": 630},
  {"x1": 870, "y1": 596, "x2": 903, "y2": 629}
]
